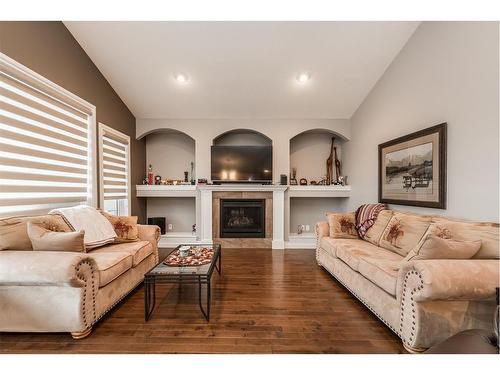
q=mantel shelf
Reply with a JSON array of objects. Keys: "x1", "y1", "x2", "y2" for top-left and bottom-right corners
[{"x1": 287, "y1": 185, "x2": 351, "y2": 198}]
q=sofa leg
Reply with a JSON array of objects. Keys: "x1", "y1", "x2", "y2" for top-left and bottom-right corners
[
  {"x1": 403, "y1": 342, "x2": 426, "y2": 354},
  {"x1": 71, "y1": 327, "x2": 92, "y2": 340}
]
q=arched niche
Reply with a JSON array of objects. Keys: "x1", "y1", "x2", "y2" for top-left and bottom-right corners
[
  {"x1": 289, "y1": 129, "x2": 346, "y2": 183},
  {"x1": 145, "y1": 129, "x2": 196, "y2": 182},
  {"x1": 213, "y1": 129, "x2": 272, "y2": 146}
]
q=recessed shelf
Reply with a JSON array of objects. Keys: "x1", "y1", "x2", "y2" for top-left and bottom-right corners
[
  {"x1": 288, "y1": 185, "x2": 351, "y2": 198},
  {"x1": 136, "y1": 184, "x2": 197, "y2": 197}
]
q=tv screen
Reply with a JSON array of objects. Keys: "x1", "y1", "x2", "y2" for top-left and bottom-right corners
[{"x1": 211, "y1": 146, "x2": 272, "y2": 182}]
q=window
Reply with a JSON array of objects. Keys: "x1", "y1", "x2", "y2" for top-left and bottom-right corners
[
  {"x1": 98, "y1": 123, "x2": 130, "y2": 216},
  {"x1": 0, "y1": 52, "x2": 96, "y2": 217}
]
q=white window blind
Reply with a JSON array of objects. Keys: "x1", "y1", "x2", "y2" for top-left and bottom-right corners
[
  {"x1": 0, "y1": 53, "x2": 96, "y2": 217},
  {"x1": 98, "y1": 124, "x2": 130, "y2": 215}
]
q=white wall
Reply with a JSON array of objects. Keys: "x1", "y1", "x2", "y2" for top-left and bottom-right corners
[
  {"x1": 289, "y1": 197, "x2": 348, "y2": 234},
  {"x1": 137, "y1": 118, "x2": 351, "y2": 184},
  {"x1": 344, "y1": 22, "x2": 499, "y2": 221},
  {"x1": 146, "y1": 131, "x2": 196, "y2": 181}
]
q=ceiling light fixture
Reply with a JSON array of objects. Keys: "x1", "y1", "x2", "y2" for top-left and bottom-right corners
[
  {"x1": 296, "y1": 72, "x2": 311, "y2": 84},
  {"x1": 174, "y1": 73, "x2": 189, "y2": 84}
]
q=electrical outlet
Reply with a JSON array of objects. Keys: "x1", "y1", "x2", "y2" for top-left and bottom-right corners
[
  {"x1": 168, "y1": 223, "x2": 173, "y2": 231},
  {"x1": 305, "y1": 224, "x2": 310, "y2": 232}
]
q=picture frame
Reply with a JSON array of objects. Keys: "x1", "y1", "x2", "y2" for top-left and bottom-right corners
[{"x1": 378, "y1": 123, "x2": 447, "y2": 209}]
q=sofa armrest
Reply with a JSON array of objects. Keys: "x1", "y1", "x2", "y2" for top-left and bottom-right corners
[
  {"x1": 398, "y1": 259, "x2": 498, "y2": 351},
  {"x1": 315, "y1": 221, "x2": 330, "y2": 262},
  {"x1": 397, "y1": 260, "x2": 499, "y2": 302},
  {"x1": 137, "y1": 224, "x2": 160, "y2": 261},
  {"x1": 0, "y1": 251, "x2": 97, "y2": 287}
]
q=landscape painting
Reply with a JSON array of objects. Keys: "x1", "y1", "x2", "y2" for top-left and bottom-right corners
[{"x1": 378, "y1": 123, "x2": 447, "y2": 208}]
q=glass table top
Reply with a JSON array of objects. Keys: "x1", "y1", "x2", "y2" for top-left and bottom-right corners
[{"x1": 146, "y1": 244, "x2": 221, "y2": 277}]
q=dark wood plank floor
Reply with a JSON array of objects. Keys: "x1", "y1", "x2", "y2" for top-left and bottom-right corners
[{"x1": 0, "y1": 249, "x2": 404, "y2": 354}]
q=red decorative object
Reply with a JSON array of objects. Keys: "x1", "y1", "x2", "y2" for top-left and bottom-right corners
[{"x1": 163, "y1": 246, "x2": 214, "y2": 267}]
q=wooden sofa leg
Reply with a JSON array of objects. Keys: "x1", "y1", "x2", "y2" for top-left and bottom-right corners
[
  {"x1": 403, "y1": 342, "x2": 426, "y2": 354},
  {"x1": 71, "y1": 327, "x2": 92, "y2": 339}
]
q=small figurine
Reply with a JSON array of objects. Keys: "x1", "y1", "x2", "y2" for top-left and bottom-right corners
[
  {"x1": 154, "y1": 175, "x2": 162, "y2": 185},
  {"x1": 147, "y1": 164, "x2": 154, "y2": 185}
]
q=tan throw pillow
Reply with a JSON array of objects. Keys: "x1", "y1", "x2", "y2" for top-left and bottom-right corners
[
  {"x1": 100, "y1": 211, "x2": 139, "y2": 243},
  {"x1": 0, "y1": 214, "x2": 73, "y2": 251},
  {"x1": 379, "y1": 212, "x2": 432, "y2": 256},
  {"x1": 364, "y1": 210, "x2": 393, "y2": 246},
  {"x1": 403, "y1": 235, "x2": 481, "y2": 262},
  {"x1": 327, "y1": 212, "x2": 358, "y2": 239},
  {"x1": 27, "y1": 222, "x2": 85, "y2": 252}
]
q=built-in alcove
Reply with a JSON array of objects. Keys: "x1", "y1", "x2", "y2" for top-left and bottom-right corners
[
  {"x1": 145, "y1": 130, "x2": 196, "y2": 238},
  {"x1": 289, "y1": 129, "x2": 345, "y2": 183},
  {"x1": 213, "y1": 129, "x2": 272, "y2": 146},
  {"x1": 287, "y1": 129, "x2": 349, "y2": 241},
  {"x1": 146, "y1": 129, "x2": 196, "y2": 182}
]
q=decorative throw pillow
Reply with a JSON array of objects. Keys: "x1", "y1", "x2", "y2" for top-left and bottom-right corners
[
  {"x1": 27, "y1": 222, "x2": 85, "y2": 252},
  {"x1": 379, "y1": 212, "x2": 432, "y2": 256},
  {"x1": 100, "y1": 211, "x2": 139, "y2": 243},
  {"x1": 403, "y1": 234, "x2": 481, "y2": 262},
  {"x1": 0, "y1": 214, "x2": 73, "y2": 251},
  {"x1": 364, "y1": 210, "x2": 393, "y2": 246},
  {"x1": 327, "y1": 212, "x2": 358, "y2": 239}
]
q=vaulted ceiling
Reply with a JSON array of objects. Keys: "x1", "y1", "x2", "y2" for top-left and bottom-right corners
[{"x1": 65, "y1": 21, "x2": 419, "y2": 119}]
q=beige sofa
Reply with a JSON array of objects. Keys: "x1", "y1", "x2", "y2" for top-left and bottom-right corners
[
  {"x1": 0, "y1": 214, "x2": 160, "y2": 339},
  {"x1": 316, "y1": 209, "x2": 499, "y2": 352}
]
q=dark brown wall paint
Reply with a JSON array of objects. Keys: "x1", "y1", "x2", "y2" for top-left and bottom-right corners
[{"x1": 0, "y1": 21, "x2": 146, "y2": 222}]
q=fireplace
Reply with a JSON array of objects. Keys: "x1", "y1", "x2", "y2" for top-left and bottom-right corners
[{"x1": 220, "y1": 199, "x2": 265, "y2": 238}]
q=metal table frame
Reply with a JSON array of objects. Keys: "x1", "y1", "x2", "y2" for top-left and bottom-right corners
[{"x1": 144, "y1": 245, "x2": 221, "y2": 322}]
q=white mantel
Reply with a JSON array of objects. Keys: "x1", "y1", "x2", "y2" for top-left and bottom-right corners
[
  {"x1": 197, "y1": 184, "x2": 287, "y2": 249},
  {"x1": 136, "y1": 184, "x2": 350, "y2": 249}
]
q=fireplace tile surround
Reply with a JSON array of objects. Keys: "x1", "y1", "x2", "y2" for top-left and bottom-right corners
[{"x1": 214, "y1": 193, "x2": 272, "y2": 248}]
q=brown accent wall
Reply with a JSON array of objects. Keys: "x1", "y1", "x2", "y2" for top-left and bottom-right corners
[{"x1": 0, "y1": 21, "x2": 146, "y2": 222}]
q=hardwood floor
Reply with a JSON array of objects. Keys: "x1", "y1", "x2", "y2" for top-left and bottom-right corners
[{"x1": 0, "y1": 248, "x2": 404, "y2": 354}]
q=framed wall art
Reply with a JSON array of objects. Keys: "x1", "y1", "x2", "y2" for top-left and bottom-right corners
[{"x1": 378, "y1": 123, "x2": 447, "y2": 209}]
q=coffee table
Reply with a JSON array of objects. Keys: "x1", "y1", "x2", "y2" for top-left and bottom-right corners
[{"x1": 144, "y1": 244, "x2": 221, "y2": 322}]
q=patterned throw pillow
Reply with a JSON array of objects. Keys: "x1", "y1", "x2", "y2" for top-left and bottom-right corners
[
  {"x1": 0, "y1": 214, "x2": 73, "y2": 251},
  {"x1": 100, "y1": 211, "x2": 139, "y2": 243},
  {"x1": 27, "y1": 222, "x2": 85, "y2": 252},
  {"x1": 327, "y1": 212, "x2": 358, "y2": 239},
  {"x1": 379, "y1": 212, "x2": 432, "y2": 256},
  {"x1": 403, "y1": 234, "x2": 481, "y2": 262}
]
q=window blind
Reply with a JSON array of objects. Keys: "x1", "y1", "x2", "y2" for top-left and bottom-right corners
[
  {"x1": 0, "y1": 65, "x2": 93, "y2": 216},
  {"x1": 99, "y1": 125, "x2": 130, "y2": 202}
]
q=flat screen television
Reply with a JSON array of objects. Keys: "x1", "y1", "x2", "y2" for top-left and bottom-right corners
[{"x1": 211, "y1": 146, "x2": 272, "y2": 183}]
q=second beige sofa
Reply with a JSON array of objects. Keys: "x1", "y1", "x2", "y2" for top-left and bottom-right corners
[{"x1": 316, "y1": 209, "x2": 499, "y2": 352}]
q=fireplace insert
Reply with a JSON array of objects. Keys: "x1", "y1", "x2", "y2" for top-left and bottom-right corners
[{"x1": 220, "y1": 199, "x2": 265, "y2": 238}]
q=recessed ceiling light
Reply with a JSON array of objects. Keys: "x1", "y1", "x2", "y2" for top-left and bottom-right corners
[
  {"x1": 296, "y1": 72, "x2": 311, "y2": 84},
  {"x1": 174, "y1": 73, "x2": 189, "y2": 84}
]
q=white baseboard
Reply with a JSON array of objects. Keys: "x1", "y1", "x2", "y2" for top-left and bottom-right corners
[
  {"x1": 271, "y1": 239, "x2": 285, "y2": 249},
  {"x1": 158, "y1": 232, "x2": 212, "y2": 248},
  {"x1": 285, "y1": 233, "x2": 316, "y2": 249}
]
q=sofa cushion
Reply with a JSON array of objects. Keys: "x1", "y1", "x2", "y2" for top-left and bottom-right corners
[
  {"x1": 91, "y1": 240, "x2": 153, "y2": 267},
  {"x1": 379, "y1": 212, "x2": 432, "y2": 256},
  {"x1": 358, "y1": 257, "x2": 399, "y2": 296},
  {"x1": 425, "y1": 218, "x2": 499, "y2": 259},
  {"x1": 335, "y1": 239, "x2": 402, "y2": 271},
  {"x1": 87, "y1": 252, "x2": 133, "y2": 287},
  {"x1": 327, "y1": 212, "x2": 358, "y2": 239},
  {"x1": 0, "y1": 214, "x2": 72, "y2": 251},
  {"x1": 320, "y1": 237, "x2": 338, "y2": 258},
  {"x1": 364, "y1": 210, "x2": 393, "y2": 246}
]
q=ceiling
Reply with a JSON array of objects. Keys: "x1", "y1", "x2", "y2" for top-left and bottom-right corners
[{"x1": 64, "y1": 21, "x2": 419, "y2": 119}]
